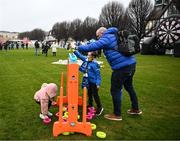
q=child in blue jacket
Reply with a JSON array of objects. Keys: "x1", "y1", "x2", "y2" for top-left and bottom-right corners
[{"x1": 74, "y1": 50, "x2": 103, "y2": 116}]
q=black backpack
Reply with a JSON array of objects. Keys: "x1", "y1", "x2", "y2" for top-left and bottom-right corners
[{"x1": 115, "y1": 30, "x2": 140, "y2": 57}]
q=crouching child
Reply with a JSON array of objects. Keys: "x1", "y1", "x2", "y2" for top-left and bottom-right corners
[{"x1": 34, "y1": 83, "x2": 57, "y2": 120}]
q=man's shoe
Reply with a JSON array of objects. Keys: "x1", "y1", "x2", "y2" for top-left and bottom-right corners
[
  {"x1": 104, "y1": 114, "x2": 122, "y2": 121},
  {"x1": 96, "y1": 107, "x2": 104, "y2": 116},
  {"x1": 47, "y1": 111, "x2": 53, "y2": 116},
  {"x1": 39, "y1": 113, "x2": 48, "y2": 120},
  {"x1": 127, "y1": 109, "x2": 142, "y2": 115}
]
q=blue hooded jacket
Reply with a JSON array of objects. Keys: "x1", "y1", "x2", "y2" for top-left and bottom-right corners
[
  {"x1": 78, "y1": 27, "x2": 136, "y2": 70},
  {"x1": 74, "y1": 50, "x2": 101, "y2": 86}
]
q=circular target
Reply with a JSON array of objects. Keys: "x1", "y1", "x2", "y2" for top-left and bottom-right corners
[{"x1": 156, "y1": 15, "x2": 180, "y2": 49}]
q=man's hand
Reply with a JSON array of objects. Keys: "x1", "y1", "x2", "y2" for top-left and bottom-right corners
[{"x1": 97, "y1": 85, "x2": 100, "y2": 90}]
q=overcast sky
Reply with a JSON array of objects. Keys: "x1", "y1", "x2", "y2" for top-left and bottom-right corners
[{"x1": 0, "y1": 0, "x2": 131, "y2": 32}]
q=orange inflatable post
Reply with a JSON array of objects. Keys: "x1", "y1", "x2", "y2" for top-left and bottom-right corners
[{"x1": 53, "y1": 63, "x2": 92, "y2": 137}]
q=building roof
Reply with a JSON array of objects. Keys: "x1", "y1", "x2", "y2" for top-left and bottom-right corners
[{"x1": 146, "y1": 5, "x2": 168, "y2": 21}]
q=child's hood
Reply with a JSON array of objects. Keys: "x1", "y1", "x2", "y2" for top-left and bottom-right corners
[{"x1": 46, "y1": 83, "x2": 57, "y2": 98}]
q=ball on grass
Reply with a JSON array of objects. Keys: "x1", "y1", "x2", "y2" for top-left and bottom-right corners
[
  {"x1": 62, "y1": 132, "x2": 70, "y2": 135},
  {"x1": 91, "y1": 123, "x2": 96, "y2": 130},
  {"x1": 96, "y1": 131, "x2": 106, "y2": 139}
]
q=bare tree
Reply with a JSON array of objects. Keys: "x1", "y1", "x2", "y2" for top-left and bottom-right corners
[
  {"x1": 126, "y1": 0, "x2": 153, "y2": 39},
  {"x1": 29, "y1": 29, "x2": 45, "y2": 41},
  {"x1": 82, "y1": 16, "x2": 99, "y2": 40},
  {"x1": 52, "y1": 21, "x2": 70, "y2": 42},
  {"x1": 51, "y1": 22, "x2": 61, "y2": 42},
  {"x1": 18, "y1": 31, "x2": 30, "y2": 39},
  {"x1": 99, "y1": 1, "x2": 125, "y2": 29},
  {"x1": 69, "y1": 19, "x2": 83, "y2": 41},
  {"x1": 19, "y1": 29, "x2": 45, "y2": 41}
]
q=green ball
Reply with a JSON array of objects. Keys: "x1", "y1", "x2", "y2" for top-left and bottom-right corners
[
  {"x1": 91, "y1": 123, "x2": 97, "y2": 130},
  {"x1": 62, "y1": 132, "x2": 70, "y2": 135},
  {"x1": 96, "y1": 131, "x2": 106, "y2": 139}
]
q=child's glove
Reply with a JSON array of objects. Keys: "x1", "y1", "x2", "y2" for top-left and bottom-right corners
[{"x1": 69, "y1": 47, "x2": 75, "y2": 53}]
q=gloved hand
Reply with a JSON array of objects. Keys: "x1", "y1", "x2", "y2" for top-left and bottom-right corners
[{"x1": 69, "y1": 47, "x2": 75, "y2": 53}]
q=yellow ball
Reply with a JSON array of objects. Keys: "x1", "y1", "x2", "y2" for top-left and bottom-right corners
[
  {"x1": 96, "y1": 131, "x2": 106, "y2": 139},
  {"x1": 91, "y1": 123, "x2": 96, "y2": 130},
  {"x1": 63, "y1": 107, "x2": 67, "y2": 112},
  {"x1": 63, "y1": 115, "x2": 68, "y2": 119},
  {"x1": 62, "y1": 132, "x2": 70, "y2": 135}
]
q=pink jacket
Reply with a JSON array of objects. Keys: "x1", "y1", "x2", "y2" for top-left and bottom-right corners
[{"x1": 34, "y1": 83, "x2": 57, "y2": 115}]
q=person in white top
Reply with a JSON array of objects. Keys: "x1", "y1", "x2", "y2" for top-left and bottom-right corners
[{"x1": 51, "y1": 42, "x2": 58, "y2": 56}]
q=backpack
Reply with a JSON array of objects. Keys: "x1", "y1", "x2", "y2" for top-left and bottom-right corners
[{"x1": 115, "y1": 30, "x2": 140, "y2": 57}]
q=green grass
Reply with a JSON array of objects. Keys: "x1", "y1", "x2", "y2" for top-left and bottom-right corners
[{"x1": 0, "y1": 48, "x2": 180, "y2": 140}]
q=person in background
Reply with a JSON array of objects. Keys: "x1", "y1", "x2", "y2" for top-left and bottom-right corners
[
  {"x1": 26, "y1": 43, "x2": 28, "y2": 50},
  {"x1": 16, "y1": 42, "x2": 19, "y2": 49},
  {"x1": 34, "y1": 40, "x2": 40, "y2": 56},
  {"x1": 43, "y1": 42, "x2": 51, "y2": 56},
  {"x1": 51, "y1": 41, "x2": 57, "y2": 56},
  {"x1": 11, "y1": 42, "x2": 14, "y2": 50},
  {"x1": 21, "y1": 42, "x2": 24, "y2": 49},
  {"x1": 0, "y1": 42, "x2": 2, "y2": 50}
]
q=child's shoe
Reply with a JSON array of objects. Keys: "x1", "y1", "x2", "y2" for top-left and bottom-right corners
[
  {"x1": 96, "y1": 107, "x2": 104, "y2": 116},
  {"x1": 48, "y1": 111, "x2": 53, "y2": 117},
  {"x1": 39, "y1": 113, "x2": 48, "y2": 120}
]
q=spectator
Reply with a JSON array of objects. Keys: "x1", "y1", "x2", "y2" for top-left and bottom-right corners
[
  {"x1": 34, "y1": 40, "x2": 40, "y2": 56},
  {"x1": 21, "y1": 42, "x2": 24, "y2": 49},
  {"x1": 51, "y1": 42, "x2": 57, "y2": 56},
  {"x1": 11, "y1": 42, "x2": 14, "y2": 50},
  {"x1": 16, "y1": 42, "x2": 19, "y2": 49},
  {"x1": 42, "y1": 42, "x2": 51, "y2": 56},
  {"x1": 0, "y1": 42, "x2": 2, "y2": 50},
  {"x1": 3, "y1": 42, "x2": 8, "y2": 51},
  {"x1": 26, "y1": 43, "x2": 28, "y2": 50}
]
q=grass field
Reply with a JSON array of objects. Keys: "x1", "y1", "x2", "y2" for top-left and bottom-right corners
[{"x1": 0, "y1": 48, "x2": 180, "y2": 140}]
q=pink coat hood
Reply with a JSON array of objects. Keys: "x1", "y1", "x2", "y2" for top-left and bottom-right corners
[
  {"x1": 34, "y1": 83, "x2": 58, "y2": 115},
  {"x1": 34, "y1": 83, "x2": 57, "y2": 101}
]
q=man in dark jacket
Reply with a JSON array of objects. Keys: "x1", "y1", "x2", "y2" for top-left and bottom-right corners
[
  {"x1": 34, "y1": 40, "x2": 40, "y2": 56},
  {"x1": 77, "y1": 27, "x2": 142, "y2": 121}
]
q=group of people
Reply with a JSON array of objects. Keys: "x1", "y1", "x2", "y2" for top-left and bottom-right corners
[
  {"x1": 0, "y1": 41, "x2": 28, "y2": 50},
  {"x1": 34, "y1": 26, "x2": 142, "y2": 122},
  {"x1": 34, "y1": 40, "x2": 58, "y2": 56}
]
